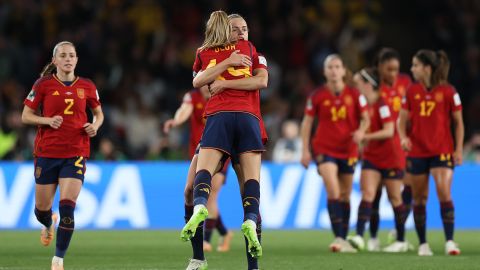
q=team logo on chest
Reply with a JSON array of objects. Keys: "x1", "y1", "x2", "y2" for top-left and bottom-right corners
[
  {"x1": 344, "y1": 95, "x2": 353, "y2": 106},
  {"x1": 435, "y1": 92, "x2": 444, "y2": 102},
  {"x1": 77, "y1": 88, "x2": 85, "y2": 99}
]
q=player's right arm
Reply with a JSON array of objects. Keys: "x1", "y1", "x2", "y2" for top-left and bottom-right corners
[
  {"x1": 22, "y1": 106, "x2": 63, "y2": 129},
  {"x1": 192, "y1": 50, "x2": 251, "y2": 88},
  {"x1": 163, "y1": 91, "x2": 197, "y2": 134},
  {"x1": 300, "y1": 114, "x2": 314, "y2": 169},
  {"x1": 22, "y1": 83, "x2": 63, "y2": 129}
]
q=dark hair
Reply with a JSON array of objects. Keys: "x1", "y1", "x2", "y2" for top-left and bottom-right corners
[
  {"x1": 358, "y1": 67, "x2": 380, "y2": 90},
  {"x1": 374, "y1": 47, "x2": 400, "y2": 66},
  {"x1": 414, "y1": 49, "x2": 449, "y2": 87}
]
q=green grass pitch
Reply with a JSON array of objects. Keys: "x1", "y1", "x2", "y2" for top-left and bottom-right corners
[{"x1": 1, "y1": 230, "x2": 479, "y2": 269}]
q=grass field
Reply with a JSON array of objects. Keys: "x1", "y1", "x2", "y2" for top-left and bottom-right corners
[{"x1": 0, "y1": 230, "x2": 479, "y2": 270}]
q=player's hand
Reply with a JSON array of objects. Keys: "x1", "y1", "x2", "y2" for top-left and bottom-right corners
[
  {"x1": 352, "y1": 130, "x2": 365, "y2": 144},
  {"x1": 228, "y1": 50, "x2": 252, "y2": 67},
  {"x1": 300, "y1": 151, "x2": 312, "y2": 169},
  {"x1": 48, "y1": 115, "x2": 63, "y2": 129},
  {"x1": 454, "y1": 149, "x2": 463, "y2": 166},
  {"x1": 163, "y1": 119, "x2": 176, "y2": 134},
  {"x1": 400, "y1": 137, "x2": 412, "y2": 151},
  {"x1": 209, "y1": 80, "x2": 226, "y2": 95},
  {"x1": 83, "y1": 123, "x2": 98, "y2": 137}
]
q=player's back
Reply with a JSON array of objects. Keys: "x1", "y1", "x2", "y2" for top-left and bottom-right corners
[{"x1": 195, "y1": 40, "x2": 257, "y2": 116}]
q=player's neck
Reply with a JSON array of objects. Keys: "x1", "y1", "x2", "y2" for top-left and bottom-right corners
[
  {"x1": 327, "y1": 81, "x2": 344, "y2": 95},
  {"x1": 366, "y1": 91, "x2": 379, "y2": 105},
  {"x1": 56, "y1": 71, "x2": 76, "y2": 82}
]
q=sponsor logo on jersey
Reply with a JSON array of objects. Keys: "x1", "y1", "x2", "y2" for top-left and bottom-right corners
[
  {"x1": 414, "y1": 94, "x2": 421, "y2": 100},
  {"x1": 435, "y1": 92, "x2": 444, "y2": 102},
  {"x1": 322, "y1": 100, "x2": 331, "y2": 106},
  {"x1": 344, "y1": 95, "x2": 353, "y2": 106},
  {"x1": 196, "y1": 103, "x2": 204, "y2": 109},
  {"x1": 52, "y1": 91, "x2": 60, "y2": 96}
]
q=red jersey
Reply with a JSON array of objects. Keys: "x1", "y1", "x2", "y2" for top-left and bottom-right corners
[
  {"x1": 363, "y1": 98, "x2": 405, "y2": 169},
  {"x1": 183, "y1": 89, "x2": 207, "y2": 158},
  {"x1": 24, "y1": 74, "x2": 101, "y2": 158},
  {"x1": 305, "y1": 85, "x2": 368, "y2": 159},
  {"x1": 401, "y1": 83, "x2": 462, "y2": 157},
  {"x1": 193, "y1": 40, "x2": 265, "y2": 116},
  {"x1": 380, "y1": 73, "x2": 411, "y2": 120},
  {"x1": 252, "y1": 53, "x2": 268, "y2": 145}
]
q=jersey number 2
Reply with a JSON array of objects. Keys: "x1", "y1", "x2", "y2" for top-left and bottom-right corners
[{"x1": 64, "y1": 99, "x2": 74, "y2": 115}]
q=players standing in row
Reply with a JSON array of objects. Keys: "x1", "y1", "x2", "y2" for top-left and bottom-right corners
[
  {"x1": 22, "y1": 41, "x2": 104, "y2": 270},
  {"x1": 347, "y1": 67, "x2": 409, "y2": 253},
  {"x1": 301, "y1": 54, "x2": 370, "y2": 253},
  {"x1": 368, "y1": 48, "x2": 413, "y2": 251},
  {"x1": 398, "y1": 50, "x2": 464, "y2": 256}
]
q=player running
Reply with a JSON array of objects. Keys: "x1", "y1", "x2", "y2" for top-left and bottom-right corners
[{"x1": 22, "y1": 41, "x2": 104, "y2": 270}]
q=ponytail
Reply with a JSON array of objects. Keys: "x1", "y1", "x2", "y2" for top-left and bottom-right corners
[
  {"x1": 432, "y1": 50, "x2": 449, "y2": 87},
  {"x1": 40, "y1": 62, "x2": 56, "y2": 77},
  {"x1": 414, "y1": 49, "x2": 450, "y2": 87}
]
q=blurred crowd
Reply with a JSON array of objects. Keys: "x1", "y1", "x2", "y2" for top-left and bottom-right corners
[{"x1": 1, "y1": 0, "x2": 479, "y2": 162}]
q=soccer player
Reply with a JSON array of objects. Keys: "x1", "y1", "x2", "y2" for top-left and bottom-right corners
[
  {"x1": 163, "y1": 86, "x2": 234, "y2": 253},
  {"x1": 398, "y1": 50, "x2": 464, "y2": 256},
  {"x1": 346, "y1": 67, "x2": 408, "y2": 253},
  {"x1": 181, "y1": 11, "x2": 267, "y2": 270},
  {"x1": 22, "y1": 41, "x2": 104, "y2": 270},
  {"x1": 368, "y1": 48, "x2": 412, "y2": 251},
  {"x1": 300, "y1": 54, "x2": 370, "y2": 253}
]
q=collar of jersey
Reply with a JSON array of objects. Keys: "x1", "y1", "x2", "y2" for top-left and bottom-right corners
[{"x1": 53, "y1": 73, "x2": 79, "y2": 87}]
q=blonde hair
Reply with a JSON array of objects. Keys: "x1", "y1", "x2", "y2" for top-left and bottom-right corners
[
  {"x1": 40, "y1": 41, "x2": 76, "y2": 77},
  {"x1": 323, "y1": 54, "x2": 352, "y2": 84},
  {"x1": 199, "y1": 11, "x2": 232, "y2": 51}
]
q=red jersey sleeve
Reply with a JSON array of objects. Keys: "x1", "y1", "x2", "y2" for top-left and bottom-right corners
[
  {"x1": 183, "y1": 92, "x2": 193, "y2": 104},
  {"x1": 304, "y1": 93, "x2": 317, "y2": 116},
  {"x1": 86, "y1": 82, "x2": 101, "y2": 109},
  {"x1": 192, "y1": 50, "x2": 202, "y2": 78},
  {"x1": 253, "y1": 52, "x2": 268, "y2": 71},
  {"x1": 24, "y1": 79, "x2": 45, "y2": 110},
  {"x1": 449, "y1": 87, "x2": 462, "y2": 112},
  {"x1": 357, "y1": 93, "x2": 368, "y2": 113}
]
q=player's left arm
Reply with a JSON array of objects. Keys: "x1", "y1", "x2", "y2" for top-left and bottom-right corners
[
  {"x1": 452, "y1": 110, "x2": 464, "y2": 165},
  {"x1": 364, "y1": 122, "x2": 394, "y2": 141},
  {"x1": 84, "y1": 106, "x2": 104, "y2": 138},
  {"x1": 209, "y1": 68, "x2": 268, "y2": 94}
]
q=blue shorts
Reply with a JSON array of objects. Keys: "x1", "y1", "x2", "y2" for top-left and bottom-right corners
[
  {"x1": 406, "y1": 155, "x2": 454, "y2": 175},
  {"x1": 201, "y1": 112, "x2": 264, "y2": 155},
  {"x1": 34, "y1": 156, "x2": 86, "y2": 184},
  {"x1": 315, "y1": 154, "x2": 357, "y2": 174},
  {"x1": 362, "y1": 160, "x2": 404, "y2": 179}
]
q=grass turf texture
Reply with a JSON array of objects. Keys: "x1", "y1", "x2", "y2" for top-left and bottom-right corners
[{"x1": 0, "y1": 230, "x2": 478, "y2": 269}]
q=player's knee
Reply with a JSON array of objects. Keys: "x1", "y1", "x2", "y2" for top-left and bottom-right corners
[
  {"x1": 437, "y1": 189, "x2": 451, "y2": 202},
  {"x1": 59, "y1": 199, "x2": 76, "y2": 230},
  {"x1": 388, "y1": 195, "x2": 402, "y2": 207}
]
